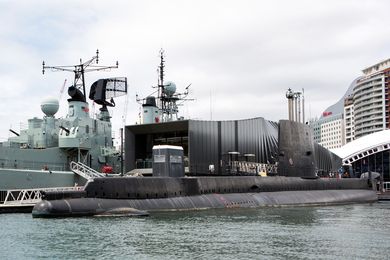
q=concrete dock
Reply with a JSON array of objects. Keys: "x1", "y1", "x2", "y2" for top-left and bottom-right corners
[{"x1": 378, "y1": 192, "x2": 390, "y2": 201}]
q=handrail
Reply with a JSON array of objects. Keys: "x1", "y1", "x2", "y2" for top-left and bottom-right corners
[
  {"x1": 70, "y1": 161, "x2": 105, "y2": 180},
  {"x1": 0, "y1": 186, "x2": 81, "y2": 206},
  {"x1": 384, "y1": 182, "x2": 390, "y2": 192}
]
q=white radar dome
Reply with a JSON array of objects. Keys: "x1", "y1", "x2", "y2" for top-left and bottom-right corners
[
  {"x1": 41, "y1": 97, "x2": 59, "y2": 117},
  {"x1": 163, "y1": 81, "x2": 176, "y2": 96}
]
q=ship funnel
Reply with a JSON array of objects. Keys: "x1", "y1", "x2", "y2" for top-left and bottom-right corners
[
  {"x1": 142, "y1": 96, "x2": 159, "y2": 124},
  {"x1": 145, "y1": 96, "x2": 157, "y2": 107}
]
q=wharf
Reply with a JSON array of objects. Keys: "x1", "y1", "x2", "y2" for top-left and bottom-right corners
[
  {"x1": 0, "y1": 187, "x2": 81, "y2": 213},
  {"x1": 378, "y1": 192, "x2": 390, "y2": 201}
]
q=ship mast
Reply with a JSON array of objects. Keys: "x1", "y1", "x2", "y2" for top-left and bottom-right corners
[
  {"x1": 137, "y1": 49, "x2": 193, "y2": 124},
  {"x1": 157, "y1": 49, "x2": 165, "y2": 114},
  {"x1": 42, "y1": 50, "x2": 119, "y2": 99}
]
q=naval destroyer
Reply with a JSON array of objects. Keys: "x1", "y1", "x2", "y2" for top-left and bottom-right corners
[{"x1": 0, "y1": 50, "x2": 127, "y2": 191}]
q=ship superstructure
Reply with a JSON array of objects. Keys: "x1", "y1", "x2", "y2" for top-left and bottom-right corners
[
  {"x1": 137, "y1": 49, "x2": 192, "y2": 124},
  {"x1": 0, "y1": 51, "x2": 127, "y2": 190}
]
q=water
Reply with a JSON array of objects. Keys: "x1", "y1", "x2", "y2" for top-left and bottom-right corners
[{"x1": 1, "y1": 203, "x2": 389, "y2": 259}]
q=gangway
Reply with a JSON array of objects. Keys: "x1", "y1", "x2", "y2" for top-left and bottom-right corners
[
  {"x1": 70, "y1": 161, "x2": 105, "y2": 180},
  {"x1": 0, "y1": 186, "x2": 81, "y2": 213}
]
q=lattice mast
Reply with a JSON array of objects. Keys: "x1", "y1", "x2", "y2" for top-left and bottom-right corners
[
  {"x1": 42, "y1": 50, "x2": 119, "y2": 100},
  {"x1": 156, "y1": 49, "x2": 191, "y2": 122}
]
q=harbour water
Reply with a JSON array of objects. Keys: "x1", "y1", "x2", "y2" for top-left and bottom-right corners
[{"x1": 0, "y1": 203, "x2": 389, "y2": 259}]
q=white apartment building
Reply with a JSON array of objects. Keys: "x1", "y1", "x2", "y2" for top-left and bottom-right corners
[
  {"x1": 344, "y1": 95, "x2": 355, "y2": 143},
  {"x1": 353, "y1": 59, "x2": 390, "y2": 138},
  {"x1": 308, "y1": 59, "x2": 390, "y2": 148},
  {"x1": 318, "y1": 114, "x2": 344, "y2": 150}
]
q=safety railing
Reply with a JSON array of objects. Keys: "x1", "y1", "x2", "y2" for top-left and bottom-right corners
[
  {"x1": 0, "y1": 186, "x2": 81, "y2": 206},
  {"x1": 384, "y1": 182, "x2": 390, "y2": 192},
  {"x1": 70, "y1": 161, "x2": 105, "y2": 180}
]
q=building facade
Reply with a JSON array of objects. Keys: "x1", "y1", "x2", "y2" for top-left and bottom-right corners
[
  {"x1": 125, "y1": 118, "x2": 340, "y2": 176},
  {"x1": 309, "y1": 80, "x2": 355, "y2": 149},
  {"x1": 353, "y1": 59, "x2": 390, "y2": 138},
  {"x1": 344, "y1": 95, "x2": 355, "y2": 143},
  {"x1": 310, "y1": 114, "x2": 345, "y2": 150},
  {"x1": 319, "y1": 113, "x2": 345, "y2": 150},
  {"x1": 311, "y1": 59, "x2": 390, "y2": 147},
  {"x1": 333, "y1": 129, "x2": 390, "y2": 181}
]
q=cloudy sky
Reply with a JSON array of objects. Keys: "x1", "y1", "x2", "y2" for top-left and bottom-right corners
[{"x1": 1, "y1": 0, "x2": 390, "y2": 140}]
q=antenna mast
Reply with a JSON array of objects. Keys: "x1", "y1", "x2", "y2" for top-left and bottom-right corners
[
  {"x1": 42, "y1": 49, "x2": 119, "y2": 99},
  {"x1": 138, "y1": 49, "x2": 193, "y2": 124},
  {"x1": 158, "y1": 49, "x2": 165, "y2": 113}
]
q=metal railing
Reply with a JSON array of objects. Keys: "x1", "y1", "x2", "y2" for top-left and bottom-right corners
[
  {"x1": 70, "y1": 161, "x2": 105, "y2": 180},
  {"x1": 0, "y1": 187, "x2": 81, "y2": 206},
  {"x1": 384, "y1": 182, "x2": 390, "y2": 192},
  {"x1": 0, "y1": 159, "x2": 67, "y2": 171}
]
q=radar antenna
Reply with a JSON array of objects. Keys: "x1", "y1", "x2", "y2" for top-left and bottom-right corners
[
  {"x1": 136, "y1": 49, "x2": 193, "y2": 124},
  {"x1": 89, "y1": 77, "x2": 128, "y2": 108},
  {"x1": 42, "y1": 49, "x2": 119, "y2": 100}
]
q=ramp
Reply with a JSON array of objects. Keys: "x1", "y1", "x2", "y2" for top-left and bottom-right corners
[{"x1": 70, "y1": 161, "x2": 105, "y2": 180}]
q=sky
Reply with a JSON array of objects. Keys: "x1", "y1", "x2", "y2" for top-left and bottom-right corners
[{"x1": 1, "y1": 0, "x2": 390, "y2": 140}]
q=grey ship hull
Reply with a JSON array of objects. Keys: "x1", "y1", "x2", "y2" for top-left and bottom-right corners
[
  {"x1": 0, "y1": 146, "x2": 84, "y2": 189},
  {"x1": 32, "y1": 189, "x2": 377, "y2": 217},
  {"x1": 0, "y1": 168, "x2": 83, "y2": 190},
  {"x1": 32, "y1": 176, "x2": 378, "y2": 217}
]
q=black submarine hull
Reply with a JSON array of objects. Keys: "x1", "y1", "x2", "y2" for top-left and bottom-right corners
[
  {"x1": 33, "y1": 189, "x2": 377, "y2": 218},
  {"x1": 32, "y1": 177, "x2": 378, "y2": 218}
]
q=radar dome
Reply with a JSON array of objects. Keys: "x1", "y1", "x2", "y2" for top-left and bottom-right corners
[
  {"x1": 163, "y1": 81, "x2": 176, "y2": 96},
  {"x1": 41, "y1": 97, "x2": 59, "y2": 117}
]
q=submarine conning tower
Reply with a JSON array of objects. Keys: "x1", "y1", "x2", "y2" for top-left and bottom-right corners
[
  {"x1": 278, "y1": 120, "x2": 316, "y2": 177},
  {"x1": 152, "y1": 145, "x2": 185, "y2": 177}
]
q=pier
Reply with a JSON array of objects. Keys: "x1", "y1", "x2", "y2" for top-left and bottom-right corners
[
  {"x1": 0, "y1": 187, "x2": 81, "y2": 213},
  {"x1": 378, "y1": 182, "x2": 390, "y2": 201}
]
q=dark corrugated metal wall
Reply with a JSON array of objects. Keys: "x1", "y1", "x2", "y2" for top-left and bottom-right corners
[
  {"x1": 125, "y1": 118, "x2": 340, "y2": 176},
  {"x1": 189, "y1": 118, "x2": 278, "y2": 174},
  {"x1": 314, "y1": 143, "x2": 342, "y2": 174}
]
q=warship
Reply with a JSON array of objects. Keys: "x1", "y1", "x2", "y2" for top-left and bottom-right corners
[
  {"x1": 0, "y1": 50, "x2": 127, "y2": 191},
  {"x1": 32, "y1": 51, "x2": 378, "y2": 218}
]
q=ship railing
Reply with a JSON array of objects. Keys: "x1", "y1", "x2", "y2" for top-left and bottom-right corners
[
  {"x1": 101, "y1": 147, "x2": 120, "y2": 156},
  {"x1": 226, "y1": 161, "x2": 278, "y2": 175},
  {"x1": 0, "y1": 159, "x2": 67, "y2": 171},
  {"x1": 70, "y1": 161, "x2": 105, "y2": 180},
  {"x1": 0, "y1": 187, "x2": 81, "y2": 206}
]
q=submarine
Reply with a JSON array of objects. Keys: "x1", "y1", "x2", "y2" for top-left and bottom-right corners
[
  {"x1": 32, "y1": 121, "x2": 378, "y2": 218},
  {"x1": 31, "y1": 51, "x2": 377, "y2": 218}
]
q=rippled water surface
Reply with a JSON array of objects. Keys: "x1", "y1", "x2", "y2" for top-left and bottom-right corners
[{"x1": 1, "y1": 203, "x2": 389, "y2": 259}]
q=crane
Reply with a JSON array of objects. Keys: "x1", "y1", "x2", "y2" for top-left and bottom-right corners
[{"x1": 58, "y1": 79, "x2": 67, "y2": 100}]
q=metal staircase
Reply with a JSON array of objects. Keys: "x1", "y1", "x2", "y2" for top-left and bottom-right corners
[{"x1": 70, "y1": 161, "x2": 105, "y2": 180}]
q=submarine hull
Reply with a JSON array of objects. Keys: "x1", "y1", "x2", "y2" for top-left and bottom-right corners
[
  {"x1": 32, "y1": 189, "x2": 377, "y2": 218},
  {"x1": 32, "y1": 176, "x2": 378, "y2": 218}
]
